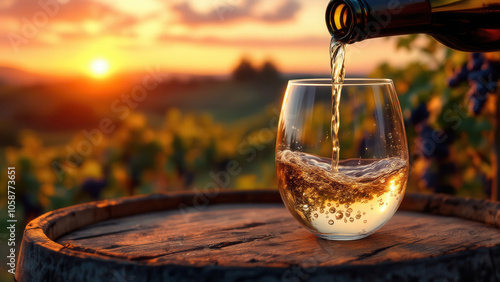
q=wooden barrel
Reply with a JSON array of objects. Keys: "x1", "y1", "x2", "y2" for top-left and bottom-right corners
[{"x1": 16, "y1": 190, "x2": 500, "y2": 282}]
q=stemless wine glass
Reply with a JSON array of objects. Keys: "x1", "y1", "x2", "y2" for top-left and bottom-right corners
[{"x1": 275, "y1": 78, "x2": 409, "y2": 240}]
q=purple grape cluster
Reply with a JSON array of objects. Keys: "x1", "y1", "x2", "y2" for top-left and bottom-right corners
[
  {"x1": 448, "y1": 53, "x2": 500, "y2": 115},
  {"x1": 410, "y1": 103, "x2": 456, "y2": 194}
]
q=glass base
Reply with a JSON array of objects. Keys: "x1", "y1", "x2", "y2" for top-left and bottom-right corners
[{"x1": 315, "y1": 233, "x2": 372, "y2": 241}]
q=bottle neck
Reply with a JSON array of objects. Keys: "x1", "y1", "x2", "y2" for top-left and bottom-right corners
[{"x1": 326, "y1": 0, "x2": 432, "y2": 43}]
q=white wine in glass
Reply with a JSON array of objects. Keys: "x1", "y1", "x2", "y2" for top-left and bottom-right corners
[{"x1": 275, "y1": 79, "x2": 409, "y2": 240}]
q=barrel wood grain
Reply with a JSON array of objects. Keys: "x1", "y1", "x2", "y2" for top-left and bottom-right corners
[{"x1": 16, "y1": 190, "x2": 500, "y2": 281}]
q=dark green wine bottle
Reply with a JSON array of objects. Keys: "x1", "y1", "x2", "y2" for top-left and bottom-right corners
[{"x1": 326, "y1": 0, "x2": 500, "y2": 52}]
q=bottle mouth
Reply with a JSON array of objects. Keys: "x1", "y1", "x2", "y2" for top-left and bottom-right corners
[{"x1": 326, "y1": 0, "x2": 361, "y2": 43}]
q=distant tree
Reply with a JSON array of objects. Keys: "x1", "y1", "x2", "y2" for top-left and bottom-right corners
[
  {"x1": 258, "y1": 60, "x2": 281, "y2": 81},
  {"x1": 232, "y1": 58, "x2": 258, "y2": 81}
]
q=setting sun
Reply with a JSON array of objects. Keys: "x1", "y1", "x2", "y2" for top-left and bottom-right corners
[{"x1": 89, "y1": 58, "x2": 110, "y2": 78}]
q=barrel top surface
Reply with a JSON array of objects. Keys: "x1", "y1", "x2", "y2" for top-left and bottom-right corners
[
  {"x1": 57, "y1": 203, "x2": 500, "y2": 268},
  {"x1": 17, "y1": 190, "x2": 500, "y2": 281}
]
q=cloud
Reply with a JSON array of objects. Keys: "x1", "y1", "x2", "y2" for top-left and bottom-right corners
[
  {"x1": 157, "y1": 33, "x2": 326, "y2": 48},
  {"x1": 0, "y1": 0, "x2": 139, "y2": 43},
  {"x1": 260, "y1": 1, "x2": 300, "y2": 22},
  {"x1": 171, "y1": 0, "x2": 300, "y2": 26},
  {"x1": 0, "y1": 0, "x2": 131, "y2": 22}
]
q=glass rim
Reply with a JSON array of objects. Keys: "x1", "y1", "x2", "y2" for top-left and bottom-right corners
[{"x1": 288, "y1": 78, "x2": 393, "y2": 86}]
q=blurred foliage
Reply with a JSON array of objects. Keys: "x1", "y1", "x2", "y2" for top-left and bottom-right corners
[
  {"x1": 372, "y1": 35, "x2": 500, "y2": 198},
  {"x1": 0, "y1": 106, "x2": 280, "y2": 226}
]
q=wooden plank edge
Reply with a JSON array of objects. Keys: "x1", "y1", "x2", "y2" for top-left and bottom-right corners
[{"x1": 401, "y1": 193, "x2": 500, "y2": 227}]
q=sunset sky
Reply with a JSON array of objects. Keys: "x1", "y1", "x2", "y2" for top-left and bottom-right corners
[{"x1": 0, "y1": 0, "x2": 420, "y2": 77}]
